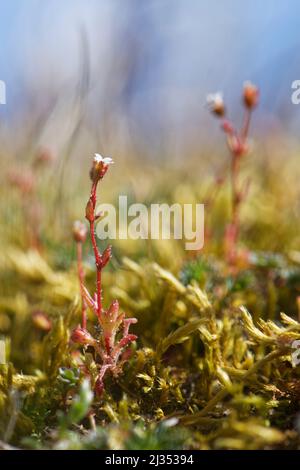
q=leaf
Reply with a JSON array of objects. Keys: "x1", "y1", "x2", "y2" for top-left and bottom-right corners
[
  {"x1": 59, "y1": 379, "x2": 93, "y2": 429},
  {"x1": 156, "y1": 318, "x2": 206, "y2": 359}
]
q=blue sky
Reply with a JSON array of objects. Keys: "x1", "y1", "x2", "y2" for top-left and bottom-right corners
[{"x1": 1, "y1": 0, "x2": 300, "y2": 132}]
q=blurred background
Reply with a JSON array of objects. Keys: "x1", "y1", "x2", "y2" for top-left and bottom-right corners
[
  {"x1": 1, "y1": 0, "x2": 300, "y2": 161},
  {"x1": 1, "y1": 0, "x2": 300, "y2": 261}
]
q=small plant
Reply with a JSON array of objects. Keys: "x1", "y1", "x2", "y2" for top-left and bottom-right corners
[
  {"x1": 8, "y1": 147, "x2": 54, "y2": 250},
  {"x1": 71, "y1": 154, "x2": 137, "y2": 395},
  {"x1": 57, "y1": 378, "x2": 93, "y2": 432},
  {"x1": 207, "y1": 83, "x2": 259, "y2": 265}
]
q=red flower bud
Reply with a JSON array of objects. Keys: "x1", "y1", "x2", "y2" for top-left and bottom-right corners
[
  {"x1": 73, "y1": 220, "x2": 87, "y2": 243},
  {"x1": 34, "y1": 147, "x2": 54, "y2": 166},
  {"x1": 221, "y1": 120, "x2": 234, "y2": 135},
  {"x1": 243, "y1": 81, "x2": 259, "y2": 109},
  {"x1": 85, "y1": 199, "x2": 94, "y2": 222},
  {"x1": 8, "y1": 169, "x2": 35, "y2": 194},
  {"x1": 71, "y1": 326, "x2": 96, "y2": 346}
]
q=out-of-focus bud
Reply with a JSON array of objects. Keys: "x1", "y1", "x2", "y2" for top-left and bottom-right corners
[
  {"x1": 85, "y1": 199, "x2": 94, "y2": 222},
  {"x1": 73, "y1": 220, "x2": 87, "y2": 243},
  {"x1": 89, "y1": 153, "x2": 114, "y2": 183},
  {"x1": 215, "y1": 176, "x2": 225, "y2": 186},
  {"x1": 221, "y1": 119, "x2": 234, "y2": 134},
  {"x1": 8, "y1": 169, "x2": 35, "y2": 194},
  {"x1": 34, "y1": 147, "x2": 54, "y2": 166},
  {"x1": 243, "y1": 81, "x2": 259, "y2": 109},
  {"x1": 206, "y1": 92, "x2": 226, "y2": 117},
  {"x1": 32, "y1": 311, "x2": 52, "y2": 331},
  {"x1": 71, "y1": 326, "x2": 96, "y2": 346}
]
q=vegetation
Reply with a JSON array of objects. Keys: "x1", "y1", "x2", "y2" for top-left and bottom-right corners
[{"x1": 0, "y1": 83, "x2": 300, "y2": 450}]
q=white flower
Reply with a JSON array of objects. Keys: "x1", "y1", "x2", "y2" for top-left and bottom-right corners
[
  {"x1": 90, "y1": 153, "x2": 114, "y2": 182},
  {"x1": 206, "y1": 92, "x2": 223, "y2": 107},
  {"x1": 206, "y1": 92, "x2": 225, "y2": 116},
  {"x1": 94, "y1": 153, "x2": 114, "y2": 166}
]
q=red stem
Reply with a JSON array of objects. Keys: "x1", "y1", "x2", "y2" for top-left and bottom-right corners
[
  {"x1": 223, "y1": 109, "x2": 252, "y2": 265},
  {"x1": 240, "y1": 108, "x2": 252, "y2": 143},
  {"x1": 231, "y1": 154, "x2": 240, "y2": 226},
  {"x1": 232, "y1": 108, "x2": 252, "y2": 238},
  {"x1": 88, "y1": 181, "x2": 103, "y2": 320},
  {"x1": 76, "y1": 241, "x2": 87, "y2": 329}
]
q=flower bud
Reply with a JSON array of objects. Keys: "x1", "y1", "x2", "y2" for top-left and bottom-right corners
[
  {"x1": 243, "y1": 81, "x2": 259, "y2": 109},
  {"x1": 8, "y1": 169, "x2": 35, "y2": 194},
  {"x1": 207, "y1": 92, "x2": 226, "y2": 117},
  {"x1": 32, "y1": 311, "x2": 52, "y2": 331},
  {"x1": 71, "y1": 326, "x2": 96, "y2": 346},
  {"x1": 73, "y1": 220, "x2": 87, "y2": 243},
  {"x1": 221, "y1": 120, "x2": 234, "y2": 134},
  {"x1": 101, "y1": 245, "x2": 112, "y2": 268},
  {"x1": 85, "y1": 199, "x2": 94, "y2": 222},
  {"x1": 34, "y1": 147, "x2": 54, "y2": 166}
]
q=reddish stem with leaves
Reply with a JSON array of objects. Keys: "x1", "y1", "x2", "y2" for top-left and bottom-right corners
[
  {"x1": 87, "y1": 181, "x2": 103, "y2": 319},
  {"x1": 207, "y1": 82, "x2": 259, "y2": 265},
  {"x1": 71, "y1": 154, "x2": 137, "y2": 395}
]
